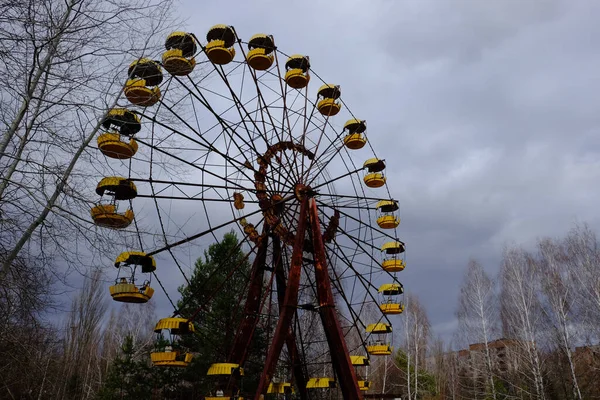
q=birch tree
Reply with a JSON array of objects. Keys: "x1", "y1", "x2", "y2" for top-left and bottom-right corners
[
  {"x1": 0, "y1": 0, "x2": 176, "y2": 282},
  {"x1": 537, "y1": 238, "x2": 583, "y2": 400},
  {"x1": 456, "y1": 259, "x2": 499, "y2": 400},
  {"x1": 60, "y1": 268, "x2": 108, "y2": 400},
  {"x1": 500, "y1": 245, "x2": 547, "y2": 399},
  {"x1": 564, "y1": 224, "x2": 600, "y2": 341}
]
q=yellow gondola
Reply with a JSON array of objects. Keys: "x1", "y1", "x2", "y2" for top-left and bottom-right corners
[
  {"x1": 109, "y1": 251, "x2": 156, "y2": 303},
  {"x1": 378, "y1": 282, "x2": 404, "y2": 313},
  {"x1": 267, "y1": 382, "x2": 293, "y2": 394},
  {"x1": 350, "y1": 355, "x2": 370, "y2": 366},
  {"x1": 376, "y1": 200, "x2": 400, "y2": 229},
  {"x1": 96, "y1": 177, "x2": 137, "y2": 200},
  {"x1": 378, "y1": 283, "x2": 403, "y2": 295},
  {"x1": 306, "y1": 377, "x2": 336, "y2": 389},
  {"x1": 90, "y1": 177, "x2": 136, "y2": 229},
  {"x1": 317, "y1": 84, "x2": 341, "y2": 116},
  {"x1": 206, "y1": 24, "x2": 236, "y2": 65},
  {"x1": 98, "y1": 108, "x2": 141, "y2": 159},
  {"x1": 380, "y1": 303, "x2": 405, "y2": 314},
  {"x1": 381, "y1": 241, "x2": 406, "y2": 272},
  {"x1": 351, "y1": 355, "x2": 371, "y2": 391},
  {"x1": 364, "y1": 158, "x2": 386, "y2": 188},
  {"x1": 366, "y1": 343, "x2": 393, "y2": 356},
  {"x1": 366, "y1": 322, "x2": 393, "y2": 334},
  {"x1": 207, "y1": 363, "x2": 244, "y2": 376},
  {"x1": 205, "y1": 398, "x2": 244, "y2": 400},
  {"x1": 246, "y1": 34, "x2": 274, "y2": 70},
  {"x1": 206, "y1": 363, "x2": 244, "y2": 399},
  {"x1": 343, "y1": 118, "x2": 367, "y2": 150},
  {"x1": 151, "y1": 317, "x2": 195, "y2": 367},
  {"x1": 124, "y1": 58, "x2": 163, "y2": 106},
  {"x1": 163, "y1": 31, "x2": 197, "y2": 76},
  {"x1": 90, "y1": 204, "x2": 134, "y2": 229},
  {"x1": 284, "y1": 54, "x2": 310, "y2": 89}
]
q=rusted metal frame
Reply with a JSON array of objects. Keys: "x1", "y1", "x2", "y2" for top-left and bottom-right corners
[
  {"x1": 271, "y1": 50, "x2": 303, "y2": 187},
  {"x1": 310, "y1": 166, "x2": 363, "y2": 191},
  {"x1": 315, "y1": 198, "x2": 399, "y2": 242},
  {"x1": 175, "y1": 75, "x2": 270, "y2": 191},
  {"x1": 308, "y1": 199, "x2": 363, "y2": 399},
  {"x1": 254, "y1": 197, "x2": 309, "y2": 399},
  {"x1": 206, "y1": 49, "x2": 299, "y2": 193},
  {"x1": 137, "y1": 105, "x2": 256, "y2": 186},
  {"x1": 146, "y1": 194, "x2": 294, "y2": 256},
  {"x1": 135, "y1": 194, "x2": 260, "y2": 203},
  {"x1": 298, "y1": 107, "x2": 334, "y2": 185},
  {"x1": 237, "y1": 41, "x2": 302, "y2": 191},
  {"x1": 134, "y1": 137, "x2": 249, "y2": 192},
  {"x1": 272, "y1": 235, "x2": 309, "y2": 400},
  {"x1": 228, "y1": 229, "x2": 270, "y2": 365},
  {"x1": 319, "y1": 216, "x2": 397, "y2": 342}
]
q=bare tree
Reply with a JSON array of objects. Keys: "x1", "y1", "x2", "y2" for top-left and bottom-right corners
[
  {"x1": 537, "y1": 238, "x2": 583, "y2": 400},
  {"x1": 60, "y1": 268, "x2": 108, "y2": 400},
  {"x1": 564, "y1": 224, "x2": 600, "y2": 341},
  {"x1": 456, "y1": 259, "x2": 499, "y2": 400},
  {"x1": 500, "y1": 245, "x2": 547, "y2": 399},
  {"x1": 407, "y1": 294, "x2": 430, "y2": 400},
  {"x1": 0, "y1": 0, "x2": 176, "y2": 281}
]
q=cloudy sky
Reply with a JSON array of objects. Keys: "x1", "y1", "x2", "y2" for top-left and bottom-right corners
[{"x1": 130, "y1": 0, "x2": 600, "y2": 341}]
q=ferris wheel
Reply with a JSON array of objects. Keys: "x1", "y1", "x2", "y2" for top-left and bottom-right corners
[{"x1": 90, "y1": 25, "x2": 406, "y2": 400}]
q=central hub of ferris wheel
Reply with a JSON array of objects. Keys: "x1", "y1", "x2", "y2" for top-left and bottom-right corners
[
  {"x1": 252, "y1": 141, "x2": 320, "y2": 245},
  {"x1": 293, "y1": 183, "x2": 313, "y2": 201}
]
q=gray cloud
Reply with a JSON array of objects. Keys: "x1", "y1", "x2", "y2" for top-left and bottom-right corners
[{"x1": 133, "y1": 0, "x2": 600, "y2": 339}]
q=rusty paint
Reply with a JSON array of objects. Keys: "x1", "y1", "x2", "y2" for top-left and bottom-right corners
[
  {"x1": 308, "y1": 198, "x2": 363, "y2": 400},
  {"x1": 254, "y1": 197, "x2": 308, "y2": 399}
]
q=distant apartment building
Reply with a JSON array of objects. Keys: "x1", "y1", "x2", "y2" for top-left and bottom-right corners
[{"x1": 461, "y1": 338, "x2": 523, "y2": 377}]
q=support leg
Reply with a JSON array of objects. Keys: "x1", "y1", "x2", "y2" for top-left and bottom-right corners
[
  {"x1": 273, "y1": 235, "x2": 308, "y2": 400},
  {"x1": 255, "y1": 197, "x2": 308, "y2": 399},
  {"x1": 308, "y1": 198, "x2": 363, "y2": 400}
]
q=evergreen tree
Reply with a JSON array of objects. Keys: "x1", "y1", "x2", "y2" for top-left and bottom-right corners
[
  {"x1": 177, "y1": 231, "x2": 267, "y2": 397},
  {"x1": 97, "y1": 335, "x2": 153, "y2": 399}
]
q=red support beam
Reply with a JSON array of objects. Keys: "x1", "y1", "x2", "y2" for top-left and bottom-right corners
[
  {"x1": 308, "y1": 198, "x2": 363, "y2": 400},
  {"x1": 255, "y1": 197, "x2": 309, "y2": 399},
  {"x1": 228, "y1": 230, "x2": 269, "y2": 365},
  {"x1": 273, "y1": 235, "x2": 308, "y2": 400}
]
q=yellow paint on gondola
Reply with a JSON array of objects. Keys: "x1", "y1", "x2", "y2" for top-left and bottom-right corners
[
  {"x1": 378, "y1": 283, "x2": 403, "y2": 295},
  {"x1": 317, "y1": 84, "x2": 342, "y2": 116},
  {"x1": 285, "y1": 55, "x2": 310, "y2": 88},
  {"x1": 90, "y1": 204, "x2": 134, "y2": 229},
  {"x1": 163, "y1": 31, "x2": 197, "y2": 76},
  {"x1": 246, "y1": 34, "x2": 274, "y2": 70},
  {"x1": 306, "y1": 377, "x2": 336, "y2": 389},
  {"x1": 366, "y1": 322, "x2": 392, "y2": 334},
  {"x1": 380, "y1": 302, "x2": 405, "y2": 314},
  {"x1": 350, "y1": 355, "x2": 370, "y2": 366},
  {"x1": 151, "y1": 317, "x2": 194, "y2": 368},
  {"x1": 367, "y1": 344, "x2": 393, "y2": 356},
  {"x1": 207, "y1": 363, "x2": 244, "y2": 376},
  {"x1": 124, "y1": 59, "x2": 162, "y2": 106},
  {"x1": 206, "y1": 25, "x2": 236, "y2": 65}
]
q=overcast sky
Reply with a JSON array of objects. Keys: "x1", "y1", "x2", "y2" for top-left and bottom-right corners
[{"x1": 127, "y1": 0, "x2": 600, "y2": 342}]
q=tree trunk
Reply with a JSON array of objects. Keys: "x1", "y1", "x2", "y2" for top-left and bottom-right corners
[{"x1": 0, "y1": 0, "x2": 77, "y2": 160}]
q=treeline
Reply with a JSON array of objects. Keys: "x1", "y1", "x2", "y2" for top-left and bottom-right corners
[
  {"x1": 0, "y1": 232, "x2": 259, "y2": 399},
  {"x1": 4, "y1": 225, "x2": 600, "y2": 399},
  {"x1": 384, "y1": 224, "x2": 600, "y2": 400}
]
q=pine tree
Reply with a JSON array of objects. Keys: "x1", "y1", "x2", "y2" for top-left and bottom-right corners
[
  {"x1": 177, "y1": 231, "x2": 266, "y2": 397},
  {"x1": 97, "y1": 335, "x2": 153, "y2": 400}
]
